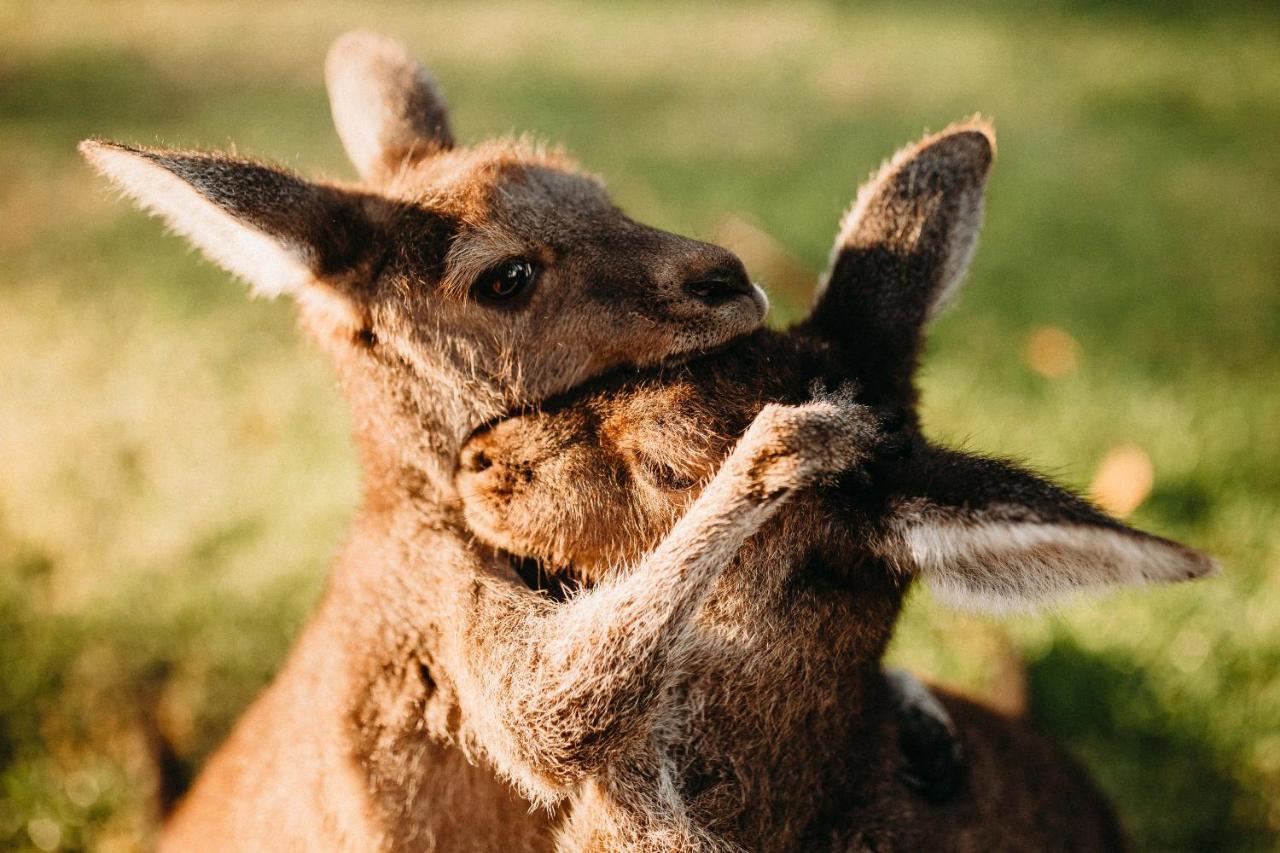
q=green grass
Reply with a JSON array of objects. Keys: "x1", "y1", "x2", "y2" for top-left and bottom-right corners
[{"x1": 1, "y1": 1, "x2": 1277, "y2": 849}]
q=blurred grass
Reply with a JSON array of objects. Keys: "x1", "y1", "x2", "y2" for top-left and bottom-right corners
[{"x1": 1, "y1": 1, "x2": 1277, "y2": 850}]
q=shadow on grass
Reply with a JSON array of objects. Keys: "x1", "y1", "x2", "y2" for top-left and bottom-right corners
[{"x1": 1027, "y1": 639, "x2": 1272, "y2": 852}]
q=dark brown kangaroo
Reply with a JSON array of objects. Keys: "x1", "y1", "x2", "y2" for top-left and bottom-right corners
[{"x1": 455, "y1": 122, "x2": 1217, "y2": 850}]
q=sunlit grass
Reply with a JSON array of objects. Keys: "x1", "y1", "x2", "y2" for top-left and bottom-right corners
[{"x1": 2, "y1": 1, "x2": 1278, "y2": 850}]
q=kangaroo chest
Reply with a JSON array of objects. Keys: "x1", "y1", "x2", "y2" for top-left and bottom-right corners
[{"x1": 640, "y1": 509, "x2": 900, "y2": 850}]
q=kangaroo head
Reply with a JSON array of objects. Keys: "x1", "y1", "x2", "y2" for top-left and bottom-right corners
[
  {"x1": 458, "y1": 364, "x2": 755, "y2": 577},
  {"x1": 457, "y1": 121, "x2": 999, "y2": 578},
  {"x1": 80, "y1": 31, "x2": 765, "y2": 485},
  {"x1": 457, "y1": 121, "x2": 1216, "y2": 606}
]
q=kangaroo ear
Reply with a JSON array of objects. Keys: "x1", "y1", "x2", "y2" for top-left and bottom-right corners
[
  {"x1": 80, "y1": 141, "x2": 376, "y2": 302},
  {"x1": 325, "y1": 30, "x2": 454, "y2": 181},
  {"x1": 881, "y1": 445, "x2": 1218, "y2": 612},
  {"x1": 809, "y1": 120, "x2": 994, "y2": 404}
]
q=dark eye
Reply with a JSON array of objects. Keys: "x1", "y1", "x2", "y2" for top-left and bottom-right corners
[{"x1": 473, "y1": 259, "x2": 538, "y2": 304}]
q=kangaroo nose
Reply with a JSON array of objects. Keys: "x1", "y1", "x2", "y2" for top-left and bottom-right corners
[
  {"x1": 459, "y1": 443, "x2": 493, "y2": 474},
  {"x1": 683, "y1": 265, "x2": 754, "y2": 306}
]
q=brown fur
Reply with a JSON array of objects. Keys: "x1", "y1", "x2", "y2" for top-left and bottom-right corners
[
  {"x1": 82, "y1": 32, "x2": 771, "y2": 851},
  {"x1": 454, "y1": 123, "x2": 1214, "y2": 850}
]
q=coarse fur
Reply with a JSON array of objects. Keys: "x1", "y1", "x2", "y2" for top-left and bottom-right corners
[
  {"x1": 455, "y1": 122, "x2": 1217, "y2": 850},
  {"x1": 82, "y1": 31, "x2": 772, "y2": 851}
]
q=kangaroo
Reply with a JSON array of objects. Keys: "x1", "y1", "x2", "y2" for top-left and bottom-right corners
[
  {"x1": 454, "y1": 122, "x2": 1219, "y2": 851},
  {"x1": 82, "y1": 31, "x2": 772, "y2": 851}
]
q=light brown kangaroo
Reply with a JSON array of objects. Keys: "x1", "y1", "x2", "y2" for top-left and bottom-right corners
[
  {"x1": 455, "y1": 123, "x2": 1219, "y2": 851},
  {"x1": 81, "y1": 31, "x2": 771, "y2": 851}
]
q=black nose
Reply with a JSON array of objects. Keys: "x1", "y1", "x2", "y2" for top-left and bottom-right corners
[
  {"x1": 683, "y1": 267, "x2": 753, "y2": 305},
  {"x1": 459, "y1": 445, "x2": 492, "y2": 473}
]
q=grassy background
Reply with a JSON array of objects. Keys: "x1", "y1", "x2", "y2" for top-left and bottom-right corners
[{"x1": 1, "y1": 1, "x2": 1277, "y2": 849}]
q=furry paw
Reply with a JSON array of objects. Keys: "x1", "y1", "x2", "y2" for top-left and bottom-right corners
[{"x1": 730, "y1": 390, "x2": 879, "y2": 501}]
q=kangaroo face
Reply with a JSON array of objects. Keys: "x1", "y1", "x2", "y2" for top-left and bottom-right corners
[
  {"x1": 367, "y1": 140, "x2": 765, "y2": 408},
  {"x1": 457, "y1": 364, "x2": 752, "y2": 578},
  {"x1": 80, "y1": 32, "x2": 766, "y2": 477}
]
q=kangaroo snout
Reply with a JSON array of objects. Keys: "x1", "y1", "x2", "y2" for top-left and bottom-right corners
[
  {"x1": 458, "y1": 443, "x2": 492, "y2": 474},
  {"x1": 456, "y1": 423, "x2": 542, "y2": 489},
  {"x1": 659, "y1": 245, "x2": 767, "y2": 326},
  {"x1": 683, "y1": 265, "x2": 755, "y2": 306},
  {"x1": 458, "y1": 434, "x2": 517, "y2": 483}
]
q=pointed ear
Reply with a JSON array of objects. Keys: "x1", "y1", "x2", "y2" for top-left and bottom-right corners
[
  {"x1": 808, "y1": 120, "x2": 994, "y2": 404},
  {"x1": 79, "y1": 140, "x2": 376, "y2": 305},
  {"x1": 325, "y1": 30, "x2": 454, "y2": 181},
  {"x1": 880, "y1": 445, "x2": 1218, "y2": 612}
]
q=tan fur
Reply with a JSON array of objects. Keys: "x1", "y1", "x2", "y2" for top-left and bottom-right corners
[
  {"x1": 454, "y1": 125, "x2": 1214, "y2": 850},
  {"x1": 82, "y1": 32, "x2": 770, "y2": 851}
]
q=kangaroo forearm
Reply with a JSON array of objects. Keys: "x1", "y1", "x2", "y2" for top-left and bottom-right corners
[
  {"x1": 433, "y1": 577, "x2": 659, "y2": 800},
  {"x1": 453, "y1": 475, "x2": 783, "y2": 789},
  {"x1": 446, "y1": 396, "x2": 859, "y2": 793}
]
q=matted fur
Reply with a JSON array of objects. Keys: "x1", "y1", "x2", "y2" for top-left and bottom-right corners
[{"x1": 455, "y1": 124, "x2": 1213, "y2": 850}]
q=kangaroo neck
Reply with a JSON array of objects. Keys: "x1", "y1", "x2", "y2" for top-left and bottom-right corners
[{"x1": 334, "y1": 346, "x2": 508, "y2": 516}]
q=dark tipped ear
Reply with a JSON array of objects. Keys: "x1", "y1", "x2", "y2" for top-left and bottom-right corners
[
  {"x1": 325, "y1": 30, "x2": 454, "y2": 181},
  {"x1": 877, "y1": 444, "x2": 1218, "y2": 612},
  {"x1": 809, "y1": 120, "x2": 994, "y2": 405},
  {"x1": 80, "y1": 141, "x2": 376, "y2": 314}
]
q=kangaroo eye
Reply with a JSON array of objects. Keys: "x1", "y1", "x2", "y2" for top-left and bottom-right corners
[{"x1": 474, "y1": 259, "x2": 538, "y2": 304}]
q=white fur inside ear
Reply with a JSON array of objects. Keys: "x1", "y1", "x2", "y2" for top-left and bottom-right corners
[
  {"x1": 924, "y1": 190, "x2": 983, "y2": 322},
  {"x1": 80, "y1": 141, "x2": 314, "y2": 298},
  {"x1": 898, "y1": 518, "x2": 1219, "y2": 613}
]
